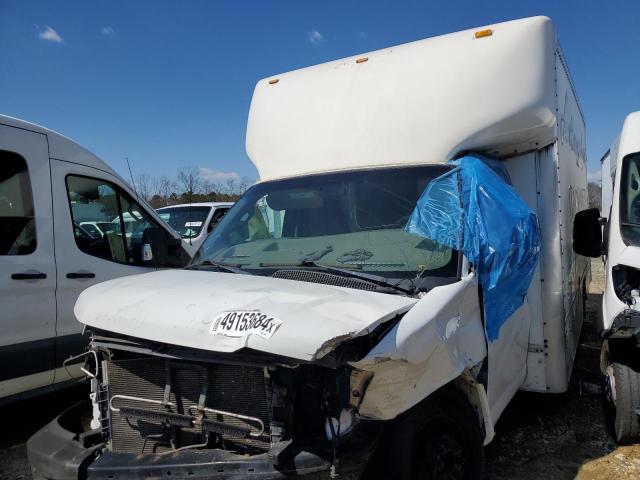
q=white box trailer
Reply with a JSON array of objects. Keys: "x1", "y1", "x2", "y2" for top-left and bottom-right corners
[
  {"x1": 28, "y1": 16, "x2": 589, "y2": 480},
  {"x1": 574, "y1": 111, "x2": 640, "y2": 444}
]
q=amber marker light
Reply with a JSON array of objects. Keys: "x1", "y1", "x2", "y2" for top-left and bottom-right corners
[
  {"x1": 355, "y1": 57, "x2": 368, "y2": 64},
  {"x1": 269, "y1": 79, "x2": 279, "y2": 85},
  {"x1": 474, "y1": 29, "x2": 493, "y2": 39}
]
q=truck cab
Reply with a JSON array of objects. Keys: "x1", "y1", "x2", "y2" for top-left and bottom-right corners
[
  {"x1": 0, "y1": 115, "x2": 189, "y2": 404},
  {"x1": 574, "y1": 111, "x2": 640, "y2": 444}
]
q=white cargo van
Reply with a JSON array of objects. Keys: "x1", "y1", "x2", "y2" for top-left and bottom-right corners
[
  {"x1": 0, "y1": 115, "x2": 189, "y2": 403},
  {"x1": 157, "y1": 202, "x2": 234, "y2": 256},
  {"x1": 574, "y1": 111, "x2": 640, "y2": 444},
  {"x1": 28, "y1": 17, "x2": 589, "y2": 480}
]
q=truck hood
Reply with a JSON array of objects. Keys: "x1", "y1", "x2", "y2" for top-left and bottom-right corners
[{"x1": 75, "y1": 270, "x2": 418, "y2": 362}]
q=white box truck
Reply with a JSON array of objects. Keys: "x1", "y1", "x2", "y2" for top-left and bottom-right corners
[
  {"x1": 0, "y1": 115, "x2": 190, "y2": 404},
  {"x1": 28, "y1": 16, "x2": 589, "y2": 480},
  {"x1": 574, "y1": 111, "x2": 640, "y2": 444}
]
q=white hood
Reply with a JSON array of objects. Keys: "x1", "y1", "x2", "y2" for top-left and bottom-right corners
[{"x1": 75, "y1": 270, "x2": 417, "y2": 362}]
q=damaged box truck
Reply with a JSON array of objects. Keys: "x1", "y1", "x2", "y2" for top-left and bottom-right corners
[
  {"x1": 574, "y1": 111, "x2": 640, "y2": 445},
  {"x1": 28, "y1": 16, "x2": 589, "y2": 480}
]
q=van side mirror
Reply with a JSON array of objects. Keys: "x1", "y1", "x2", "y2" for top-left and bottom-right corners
[
  {"x1": 573, "y1": 208, "x2": 603, "y2": 258},
  {"x1": 142, "y1": 227, "x2": 169, "y2": 267}
]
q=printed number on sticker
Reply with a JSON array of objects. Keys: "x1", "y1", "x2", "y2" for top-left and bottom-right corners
[{"x1": 210, "y1": 311, "x2": 283, "y2": 339}]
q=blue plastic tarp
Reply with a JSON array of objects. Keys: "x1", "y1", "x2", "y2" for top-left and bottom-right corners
[{"x1": 405, "y1": 155, "x2": 541, "y2": 342}]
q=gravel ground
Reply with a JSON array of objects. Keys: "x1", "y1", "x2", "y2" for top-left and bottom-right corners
[{"x1": 1, "y1": 259, "x2": 638, "y2": 479}]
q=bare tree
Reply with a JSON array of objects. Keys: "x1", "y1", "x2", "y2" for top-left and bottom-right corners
[
  {"x1": 238, "y1": 176, "x2": 253, "y2": 194},
  {"x1": 134, "y1": 173, "x2": 153, "y2": 202},
  {"x1": 157, "y1": 176, "x2": 176, "y2": 206},
  {"x1": 177, "y1": 167, "x2": 203, "y2": 198},
  {"x1": 121, "y1": 167, "x2": 249, "y2": 208}
]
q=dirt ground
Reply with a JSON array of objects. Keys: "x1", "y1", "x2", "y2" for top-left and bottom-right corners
[{"x1": 1, "y1": 259, "x2": 638, "y2": 479}]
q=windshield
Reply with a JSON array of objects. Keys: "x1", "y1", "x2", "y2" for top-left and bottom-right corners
[
  {"x1": 193, "y1": 166, "x2": 459, "y2": 286},
  {"x1": 158, "y1": 206, "x2": 212, "y2": 238},
  {"x1": 620, "y1": 152, "x2": 640, "y2": 245}
]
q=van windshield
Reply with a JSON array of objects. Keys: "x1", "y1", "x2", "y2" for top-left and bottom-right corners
[
  {"x1": 620, "y1": 152, "x2": 640, "y2": 245},
  {"x1": 158, "y1": 206, "x2": 212, "y2": 238},
  {"x1": 193, "y1": 166, "x2": 459, "y2": 286}
]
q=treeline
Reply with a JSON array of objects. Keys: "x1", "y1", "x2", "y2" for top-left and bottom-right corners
[
  {"x1": 588, "y1": 182, "x2": 601, "y2": 210},
  {"x1": 131, "y1": 167, "x2": 253, "y2": 209}
]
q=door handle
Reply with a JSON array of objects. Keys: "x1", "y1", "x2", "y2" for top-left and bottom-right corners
[
  {"x1": 11, "y1": 272, "x2": 47, "y2": 280},
  {"x1": 66, "y1": 272, "x2": 96, "y2": 279}
]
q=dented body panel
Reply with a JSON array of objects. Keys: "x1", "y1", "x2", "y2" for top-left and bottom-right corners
[{"x1": 352, "y1": 273, "x2": 485, "y2": 420}]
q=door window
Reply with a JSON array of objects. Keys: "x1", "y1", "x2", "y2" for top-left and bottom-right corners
[
  {"x1": 209, "y1": 207, "x2": 230, "y2": 232},
  {"x1": 66, "y1": 175, "x2": 162, "y2": 265},
  {"x1": 0, "y1": 151, "x2": 36, "y2": 255}
]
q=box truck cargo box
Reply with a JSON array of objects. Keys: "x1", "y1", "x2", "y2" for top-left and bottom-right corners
[{"x1": 28, "y1": 16, "x2": 588, "y2": 480}]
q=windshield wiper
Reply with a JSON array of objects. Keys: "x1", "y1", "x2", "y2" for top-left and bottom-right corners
[
  {"x1": 261, "y1": 261, "x2": 416, "y2": 296},
  {"x1": 185, "y1": 260, "x2": 247, "y2": 275}
]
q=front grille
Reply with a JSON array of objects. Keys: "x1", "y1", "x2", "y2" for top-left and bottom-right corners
[
  {"x1": 105, "y1": 357, "x2": 270, "y2": 454},
  {"x1": 272, "y1": 269, "x2": 378, "y2": 291}
]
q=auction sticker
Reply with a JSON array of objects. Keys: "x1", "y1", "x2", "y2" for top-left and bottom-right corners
[{"x1": 210, "y1": 310, "x2": 283, "y2": 339}]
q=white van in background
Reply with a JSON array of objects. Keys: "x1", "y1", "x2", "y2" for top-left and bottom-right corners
[
  {"x1": 0, "y1": 115, "x2": 190, "y2": 404},
  {"x1": 157, "y1": 202, "x2": 234, "y2": 256},
  {"x1": 574, "y1": 111, "x2": 640, "y2": 444}
]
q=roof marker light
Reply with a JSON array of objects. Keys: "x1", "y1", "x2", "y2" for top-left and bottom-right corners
[
  {"x1": 474, "y1": 29, "x2": 493, "y2": 39},
  {"x1": 269, "y1": 79, "x2": 279, "y2": 85},
  {"x1": 356, "y1": 57, "x2": 368, "y2": 64}
]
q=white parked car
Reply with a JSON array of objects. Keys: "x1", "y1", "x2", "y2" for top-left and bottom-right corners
[
  {"x1": 157, "y1": 202, "x2": 234, "y2": 256},
  {"x1": 0, "y1": 115, "x2": 190, "y2": 404}
]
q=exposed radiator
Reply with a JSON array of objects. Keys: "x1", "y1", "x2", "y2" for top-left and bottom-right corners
[{"x1": 105, "y1": 357, "x2": 271, "y2": 454}]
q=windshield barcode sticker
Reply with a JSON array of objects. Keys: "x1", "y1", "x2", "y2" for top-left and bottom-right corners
[{"x1": 210, "y1": 311, "x2": 283, "y2": 339}]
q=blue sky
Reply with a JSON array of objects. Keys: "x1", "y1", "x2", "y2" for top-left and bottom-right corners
[{"x1": 2, "y1": 1, "x2": 639, "y2": 184}]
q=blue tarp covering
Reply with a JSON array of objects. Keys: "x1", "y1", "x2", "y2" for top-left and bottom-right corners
[{"x1": 405, "y1": 155, "x2": 541, "y2": 341}]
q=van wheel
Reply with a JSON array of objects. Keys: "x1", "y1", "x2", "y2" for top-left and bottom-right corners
[
  {"x1": 603, "y1": 362, "x2": 640, "y2": 444},
  {"x1": 371, "y1": 388, "x2": 484, "y2": 480}
]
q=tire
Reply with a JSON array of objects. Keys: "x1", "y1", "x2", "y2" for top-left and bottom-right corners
[
  {"x1": 603, "y1": 362, "x2": 640, "y2": 445},
  {"x1": 367, "y1": 388, "x2": 485, "y2": 480}
]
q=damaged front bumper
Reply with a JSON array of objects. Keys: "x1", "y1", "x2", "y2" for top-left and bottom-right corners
[
  {"x1": 28, "y1": 328, "x2": 385, "y2": 480},
  {"x1": 28, "y1": 402, "x2": 380, "y2": 480}
]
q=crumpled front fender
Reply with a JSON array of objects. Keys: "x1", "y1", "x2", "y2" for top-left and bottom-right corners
[{"x1": 351, "y1": 273, "x2": 486, "y2": 420}]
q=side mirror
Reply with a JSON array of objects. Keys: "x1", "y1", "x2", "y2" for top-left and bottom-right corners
[
  {"x1": 573, "y1": 208, "x2": 603, "y2": 258},
  {"x1": 142, "y1": 227, "x2": 169, "y2": 267}
]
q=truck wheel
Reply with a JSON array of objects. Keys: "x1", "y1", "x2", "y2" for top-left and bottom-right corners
[
  {"x1": 371, "y1": 388, "x2": 484, "y2": 480},
  {"x1": 603, "y1": 362, "x2": 640, "y2": 444}
]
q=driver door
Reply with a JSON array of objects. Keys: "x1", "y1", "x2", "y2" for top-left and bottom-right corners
[{"x1": 50, "y1": 159, "x2": 157, "y2": 381}]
